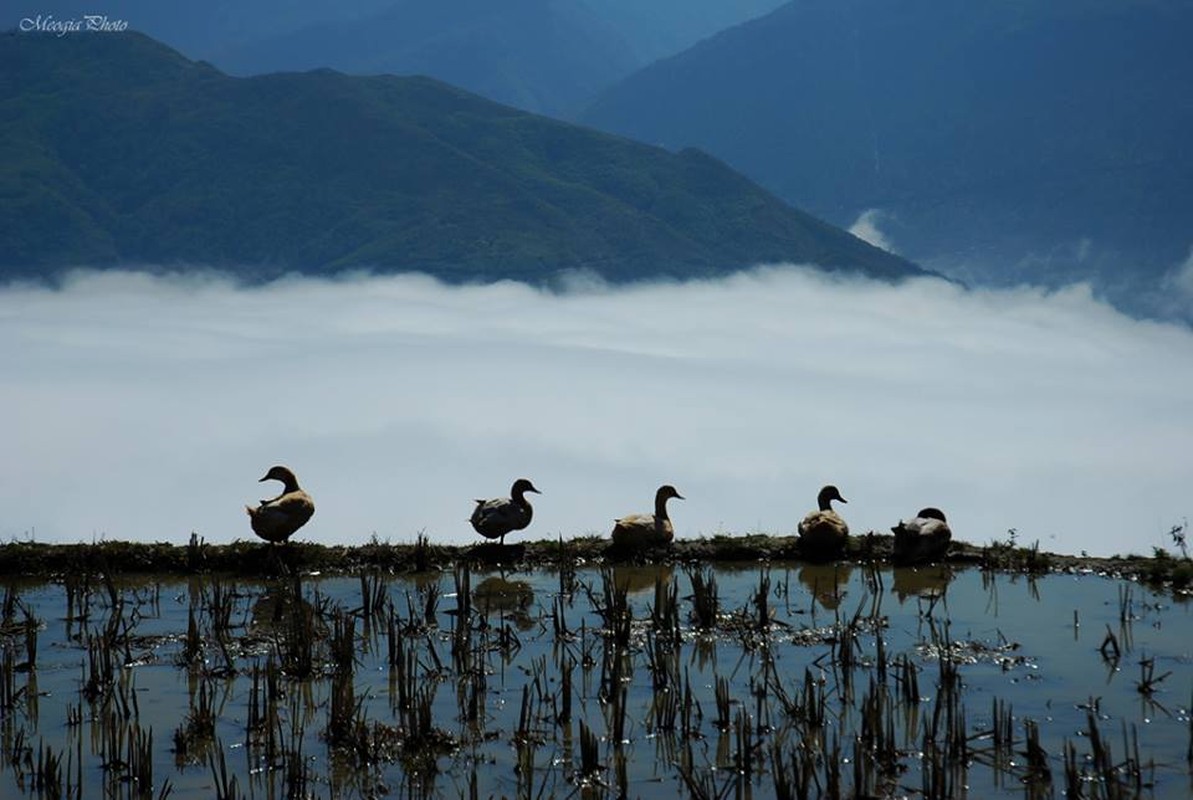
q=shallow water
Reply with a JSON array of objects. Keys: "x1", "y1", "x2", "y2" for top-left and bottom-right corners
[{"x1": 0, "y1": 564, "x2": 1189, "y2": 799}]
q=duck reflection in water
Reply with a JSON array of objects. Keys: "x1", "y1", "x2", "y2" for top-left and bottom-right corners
[
  {"x1": 247, "y1": 579, "x2": 326, "y2": 643},
  {"x1": 890, "y1": 564, "x2": 952, "y2": 604},
  {"x1": 611, "y1": 564, "x2": 675, "y2": 596},
  {"x1": 473, "y1": 575, "x2": 536, "y2": 630},
  {"x1": 797, "y1": 563, "x2": 853, "y2": 611}
]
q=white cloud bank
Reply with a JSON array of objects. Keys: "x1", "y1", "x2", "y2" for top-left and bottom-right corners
[
  {"x1": 1, "y1": 265, "x2": 1190, "y2": 557},
  {"x1": 1162, "y1": 246, "x2": 1193, "y2": 314}
]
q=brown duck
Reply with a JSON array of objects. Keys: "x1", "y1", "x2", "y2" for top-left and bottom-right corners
[
  {"x1": 246, "y1": 465, "x2": 315, "y2": 544},
  {"x1": 611, "y1": 484, "x2": 684, "y2": 549},
  {"x1": 797, "y1": 485, "x2": 849, "y2": 561},
  {"x1": 471, "y1": 478, "x2": 541, "y2": 545},
  {"x1": 892, "y1": 507, "x2": 952, "y2": 564}
]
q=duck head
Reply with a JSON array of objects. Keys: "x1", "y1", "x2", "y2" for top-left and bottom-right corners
[
  {"x1": 511, "y1": 478, "x2": 541, "y2": 497},
  {"x1": 260, "y1": 465, "x2": 301, "y2": 491},
  {"x1": 656, "y1": 485, "x2": 685, "y2": 503},
  {"x1": 817, "y1": 485, "x2": 847, "y2": 511}
]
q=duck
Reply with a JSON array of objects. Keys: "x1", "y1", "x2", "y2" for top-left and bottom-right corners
[
  {"x1": 611, "y1": 484, "x2": 684, "y2": 549},
  {"x1": 891, "y1": 507, "x2": 952, "y2": 564},
  {"x1": 246, "y1": 465, "x2": 315, "y2": 544},
  {"x1": 797, "y1": 485, "x2": 849, "y2": 561},
  {"x1": 470, "y1": 478, "x2": 541, "y2": 545}
]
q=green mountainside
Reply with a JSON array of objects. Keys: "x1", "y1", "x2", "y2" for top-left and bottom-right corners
[
  {"x1": 581, "y1": 0, "x2": 1193, "y2": 299},
  {"x1": 0, "y1": 31, "x2": 921, "y2": 283}
]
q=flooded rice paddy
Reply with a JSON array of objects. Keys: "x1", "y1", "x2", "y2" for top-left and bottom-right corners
[{"x1": 0, "y1": 560, "x2": 1189, "y2": 799}]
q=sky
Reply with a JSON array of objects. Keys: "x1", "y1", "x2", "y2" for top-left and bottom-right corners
[{"x1": 1, "y1": 264, "x2": 1191, "y2": 558}]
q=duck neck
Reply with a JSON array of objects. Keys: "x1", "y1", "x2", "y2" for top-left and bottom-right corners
[
  {"x1": 818, "y1": 494, "x2": 834, "y2": 512},
  {"x1": 512, "y1": 487, "x2": 532, "y2": 509},
  {"x1": 654, "y1": 494, "x2": 671, "y2": 521}
]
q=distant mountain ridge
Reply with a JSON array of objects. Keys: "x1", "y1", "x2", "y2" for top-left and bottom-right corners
[
  {"x1": 581, "y1": 0, "x2": 1193, "y2": 311},
  {"x1": 11, "y1": 0, "x2": 788, "y2": 118},
  {"x1": 208, "y1": 0, "x2": 789, "y2": 115},
  {"x1": 0, "y1": 31, "x2": 923, "y2": 284},
  {"x1": 209, "y1": 0, "x2": 639, "y2": 118}
]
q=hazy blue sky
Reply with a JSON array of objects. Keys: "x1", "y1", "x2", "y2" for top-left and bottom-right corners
[{"x1": 2, "y1": 263, "x2": 1190, "y2": 557}]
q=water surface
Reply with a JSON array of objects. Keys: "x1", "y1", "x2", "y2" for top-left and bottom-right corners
[{"x1": 0, "y1": 564, "x2": 1188, "y2": 798}]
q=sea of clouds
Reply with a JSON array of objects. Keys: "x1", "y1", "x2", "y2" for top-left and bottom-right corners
[{"x1": 1, "y1": 264, "x2": 1190, "y2": 557}]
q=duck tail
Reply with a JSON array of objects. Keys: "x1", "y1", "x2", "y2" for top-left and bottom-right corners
[{"x1": 245, "y1": 505, "x2": 256, "y2": 518}]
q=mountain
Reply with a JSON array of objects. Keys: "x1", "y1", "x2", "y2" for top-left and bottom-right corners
[
  {"x1": 580, "y1": 0, "x2": 1193, "y2": 310},
  {"x1": 13, "y1": 0, "x2": 787, "y2": 119},
  {"x1": 0, "y1": 31, "x2": 922, "y2": 284},
  {"x1": 6, "y1": 0, "x2": 397, "y2": 62},
  {"x1": 209, "y1": 0, "x2": 638, "y2": 118},
  {"x1": 590, "y1": 0, "x2": 788, "y2": 66},
  {"x1": 205, "y1": 0, "x2": 790, "y2": 117}
]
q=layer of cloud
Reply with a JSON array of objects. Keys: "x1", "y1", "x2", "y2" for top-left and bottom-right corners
[
  {"x1": 848, "y1": 209, "x2": 896, "y2": 253},
  {"x1": 1161, "y1": 246, "x2": 1193, "y2": 312},
  {"x1": 2, "y1": 265, "x2": 1190, "y2": 557}
]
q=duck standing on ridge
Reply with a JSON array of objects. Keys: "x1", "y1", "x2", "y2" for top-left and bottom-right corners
[
  {"x1": 471, "y1": 478, "x2": 541, "y2": 546},
  {"x1": 892, "y1": 507, "x2": 952, "y2": 564},
  {"x1": 611, "y1": 484, "x2": 684, "y2": 549},
  {"x1": 246, "y1": 465, "x2": 315, "y2": 544},
  {"x1": 797, "y1": 485, "x2": 849, "y2": 561}
]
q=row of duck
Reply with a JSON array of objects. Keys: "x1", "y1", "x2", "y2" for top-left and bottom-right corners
[{"x1": 246, "y1": 466, "x2": 954, "y2": 564}]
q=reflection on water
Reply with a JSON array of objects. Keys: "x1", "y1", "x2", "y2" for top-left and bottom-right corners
[
  {"x1": 472, "y1": 575, "x2": 534, "y2": 612},
  {"x1": 248, "y1": 578, "x2": 323, "y2": 636},
  {"x1": 610, "y1": 564, "x2": 674, "y2": 595},
  {"x1": 472, "y1": 575, "x2": 536, "y2": 629},
  {"x1": 890, "y1": 564, "x2": 952, "y2": 604},
  {"x1": 0, "y1": 564, "x2": 1189, "y2": 799},
  {"x1": 796, "y1": 563, "x2": 852, "y2": 610}
]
